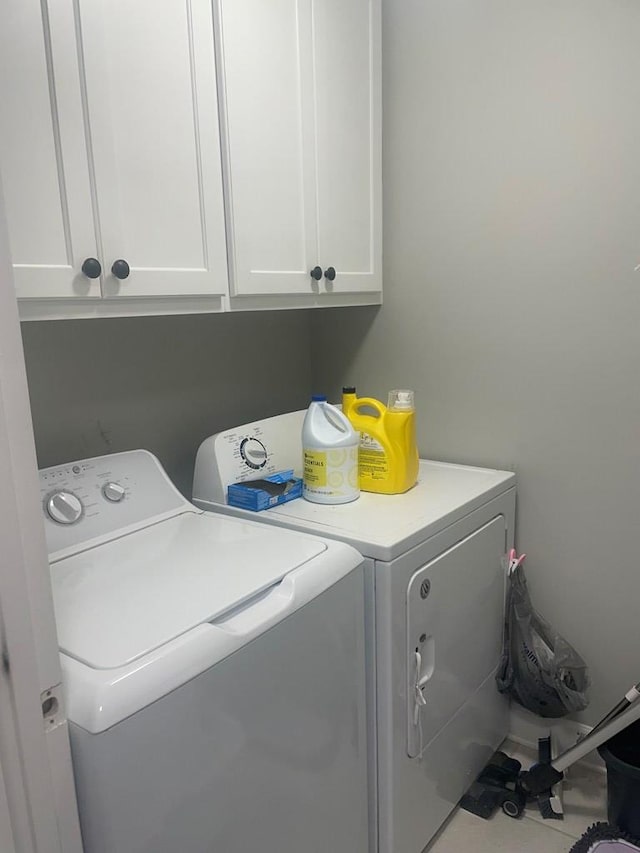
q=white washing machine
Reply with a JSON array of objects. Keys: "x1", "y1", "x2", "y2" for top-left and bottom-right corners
[
  {"x1": 40, "y1": 449, "x2": 369, "y2": 853},
  {"x1": 193, "y1": 411, "x2": 517, "y2": 853}
]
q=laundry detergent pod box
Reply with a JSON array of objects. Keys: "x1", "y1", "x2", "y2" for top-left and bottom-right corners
[{"x1": 227, "y1": 470, "x2": 302, "y2": 512}]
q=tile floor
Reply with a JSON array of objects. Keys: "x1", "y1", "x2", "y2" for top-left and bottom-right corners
[{"x1": 426, "y1": 741, "x2": 608, "y2": 853}]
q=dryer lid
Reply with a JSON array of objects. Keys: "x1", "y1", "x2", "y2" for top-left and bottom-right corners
[{"x1": 51, "y1": 512, "x2": 326, "y2": 670}]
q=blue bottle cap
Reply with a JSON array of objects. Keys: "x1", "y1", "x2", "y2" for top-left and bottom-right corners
[{"x1": 311, "y1": 394, "x2": 327, "y2": 402}]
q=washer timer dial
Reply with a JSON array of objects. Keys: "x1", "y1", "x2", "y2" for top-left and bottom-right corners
[
  {"x1": 240, "y1": 437, "x2": 267, "y2": 470},
  {"x1": 46, "y1": 491, "x2": 83, "y2": 525},
  {"x1": 102, "y1": 482, "x2": 126, "y2": 503}
]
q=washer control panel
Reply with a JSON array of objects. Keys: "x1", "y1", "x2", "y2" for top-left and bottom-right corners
[
  {"x1": 193, "y1": 410, "x2": 307, "y2": 505},
  {"x1": 40, "y1": 450, "x2": 190, "y2": 558}
]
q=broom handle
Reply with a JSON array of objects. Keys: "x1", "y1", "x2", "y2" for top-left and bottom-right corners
[
  {"x1": 589, "y1": 683, "x2": 640, "y2": 737},
  {"x1": 553, "y1": 692, "x2": 640, "y2": 774}
]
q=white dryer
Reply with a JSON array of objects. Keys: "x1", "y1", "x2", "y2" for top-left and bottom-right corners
[
  {"x1": 40, "y1": 449, "x2": 368, "y2": 853},
  {"x1": 193, "y1": 411, "x2": 517, "y2": 853}
]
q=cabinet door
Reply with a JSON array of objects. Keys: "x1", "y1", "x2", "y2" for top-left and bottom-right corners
[
  {"x1": 78, "y1": 0, "x2": 228, "y2": 298},
  {"x1": 218, "y1": 0, "x2": 381, "y2": 300},
  {"x1": 0, "y1": 0, "x2": 99, "y2": 300},
  {"x1": 217, "y1": 0, "x2": 318, "y2": 297},
  {"x1": 314, "y1": 0, "x2": 381, "y2": 294}
]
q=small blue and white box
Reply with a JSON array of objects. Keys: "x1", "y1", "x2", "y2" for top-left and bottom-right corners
[{"x1": 227, "y1": 470, "x2": 303, "y2": 512}]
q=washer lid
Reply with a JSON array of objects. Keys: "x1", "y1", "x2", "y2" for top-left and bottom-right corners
[{"x1": 51, "y1": 511, "x2": 326, "y2": 670}]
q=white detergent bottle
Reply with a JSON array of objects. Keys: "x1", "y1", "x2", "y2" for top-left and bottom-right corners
[{"x1": 302, "y1": 395, "x2": 360, "y2": 504}]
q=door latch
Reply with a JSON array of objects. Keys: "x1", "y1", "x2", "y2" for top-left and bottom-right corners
[{"x1": 41, "y1": 684, "x2": 64, "y2": 732}]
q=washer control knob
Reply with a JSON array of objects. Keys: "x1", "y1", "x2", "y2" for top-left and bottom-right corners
[
  {"x1": 102, "y1": 482, "x2": 126, "y2": 503},
  {"x1": 47, "y1": 491, "x2": 83, "y2": 525},
  {"x1": 240, "y1": 438, "x2": 268, "y2": 469}
]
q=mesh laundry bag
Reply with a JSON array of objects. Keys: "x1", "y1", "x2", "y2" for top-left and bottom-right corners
[{"x1": 496, "y1": 560, "x2": 590, "y2": 718}]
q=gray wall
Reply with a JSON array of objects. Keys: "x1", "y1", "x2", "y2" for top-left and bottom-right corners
[
  {"x1": 22, "y1": 312, "x2": 313, "y2": 496},
  {"x1": 312, "y1": 0, "x2": 640, "y2": 723}
]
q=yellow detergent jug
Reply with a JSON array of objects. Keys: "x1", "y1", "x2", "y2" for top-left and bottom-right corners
[{"x1": 342, "y1": 387, "x2": 419, "y2": 494}]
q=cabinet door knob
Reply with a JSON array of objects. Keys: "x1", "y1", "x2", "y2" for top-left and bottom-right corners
[
  {"x1": 81, "y1": 258, "x2": 102, "y2": 279},
  {"x1": 324, "y1": 266, "x2": 336, "y2": 281},
  {"x1": 111, "y1": 259, "x2": 130, "y2": 280},
  {"x1": 310, "y1": 266, "x2": 323, "y2": 281}
]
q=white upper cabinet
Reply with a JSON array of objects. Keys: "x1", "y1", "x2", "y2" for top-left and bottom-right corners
[
  {"x1": 0, "y1": 0, "x2": 99, "y2": 300},
  {"x1": 80, "y1": 0, "x2": 228, "y2": 300},
  {"x1": 314, "y1": 0, "x2": 381, "y2": 294},
  {"x1": 0, "y1": 0, "x2": 381, "y2": 318},
  {"x1": 216, "y1": 0, "x2": 382, "y2": 305},
  {"x1": 0, "y1": 0, "x2": 228, "y2": 315}
]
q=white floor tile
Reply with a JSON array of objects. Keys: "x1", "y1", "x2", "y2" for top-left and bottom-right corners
[{"x1": 426, "y1": 809, "x2": 576, "y2": 853}]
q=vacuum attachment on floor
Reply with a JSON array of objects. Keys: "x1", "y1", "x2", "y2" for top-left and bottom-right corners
[
  {"x1": 460, "y1": 751, "x2": 526, "y2": 820},
  {"x1": 533, "y1": 735, "x2": 563, "y2": 819},
  {"x1": 460, "y1": 739, "x2": 563, "y2": 822}
]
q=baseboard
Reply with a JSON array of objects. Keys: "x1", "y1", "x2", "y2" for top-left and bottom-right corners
[{"x1": 508, "y1": 704, "x2": 605, "y2": 775}]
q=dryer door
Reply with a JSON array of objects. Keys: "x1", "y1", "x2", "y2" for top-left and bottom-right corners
[{"x1": 406, "y1": 515, "x2": 506, "y2": 758}]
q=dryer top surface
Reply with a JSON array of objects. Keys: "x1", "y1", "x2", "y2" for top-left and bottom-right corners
[{"x1": 199, "y1": 459, "x2": 515, "y2": 561}]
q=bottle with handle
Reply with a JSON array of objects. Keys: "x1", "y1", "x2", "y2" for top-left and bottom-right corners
[
  {"x1": 342, "y1": 387, "x2": 419, "y2": 494},
  {"x1": 302, "y1": 395, "x2": 360, "y2": 504}
]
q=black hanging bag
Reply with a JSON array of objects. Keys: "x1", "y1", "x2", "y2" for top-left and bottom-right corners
[{"x1": 496, "y1": 550, "x2": 590, "y2": 718}]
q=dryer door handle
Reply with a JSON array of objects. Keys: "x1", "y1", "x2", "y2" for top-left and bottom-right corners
[
  {"x1": 411, "y1": 637, "x2": 435, "y2": 728},
  {"x1": 416, "y1": 636, "x2": 435, "y2": 688}
]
